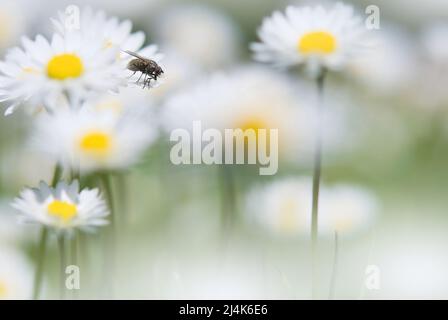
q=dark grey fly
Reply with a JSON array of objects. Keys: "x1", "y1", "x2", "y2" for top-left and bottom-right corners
[{"x1": 124, "y1": 50, "x2": 164, "y2": 89}]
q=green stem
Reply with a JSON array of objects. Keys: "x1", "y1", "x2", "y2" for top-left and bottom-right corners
[
  {"x1": 32, "y1": 165, "x2": 61, "y2": 300},
  {"x1": 101, "y1": 174, "x2": 115, "y2": 226},
  {"x1": 218, "y1": 165, "x2": 236, "y2": 234},
  {"x1": 71, "y1": 232, "x2": 79, "y2": 299},
  {"x1": 311, "y1": 70, "x2": 326, "y2": 299},
  {"x1": 32, "y1": 227, "x2": 48, "y2": 300},
  {"x1": 51, "y1": 164, "x2": 63, "y2": 187},
  {"x1": 329, "y1": 231, "x2": 339, "y2": 299},
  {"x1": 58, "y1": 233, "x2": 67, "y2": 300},
  {"x1": 115, "y1": 173, "x2": 128, "y2": 227},
  {"x1": 100, "y1": 173, "x2": 115, "y2": 298}
]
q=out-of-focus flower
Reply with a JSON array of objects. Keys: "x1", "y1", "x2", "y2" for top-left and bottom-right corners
[
  {"x1": 251, "y1": 3, "x2": 368, "y2": 77},
  {"x1": 245, "y1": 177, "x2": 378, "y2": 237},
  {"x1": 318, "y1": 184, "x2": 379, "y2": 236},
  {"x1": 422, "y1": 23, "x2": 448, "y2": 66},
  {"x1": 163, "y1": 66, "x2": 305, "y2": 162},
  {"x1": 0, "y1": 1, "x2": 26, "y2": 51},
  {"x1": 12, "y1": 180, "x2": 109, "y2": 233},
  {"x1": 162, "y1": 65, "x2": 345, "y2": 163},
  {"x1": 0, "y1": 247, "x2": 33, "y2": 300},
  {"x1": 348, "y1": 27, "x2": 418, "y2": 94},
  {"x1": 33, "y1": 102, "x2": 157, "y2": 173},
  {"x1": 153, "y1": 4, "x2": 240, "y2": 68}
]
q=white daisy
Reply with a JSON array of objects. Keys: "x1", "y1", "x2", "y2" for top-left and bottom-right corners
[
  {"x1": 153, "y1": 4, "x2": 240, "y2": 68},
  {"x1": 251, "y1": 2, "x2": 368, "y2": 76},
  {"x1": 52, "y1": 6, "x2": 164, "y2": 89},
  {"x1": 0, "y1": 247, "x2": 33, "y2": 300},
  {"x1": 0, "y1": 31, "x2": 124, "y2": 115},
  {"x1": 0, "y1": 6, "x2": 163, "y2": 116},
  {"x1": 32, "y1": 102, "x2": 157, "y2": 173},
  {"x1": 245, "y1": 177, "x2": 378, "y2": 237},
  {"x1": 11, "y1": 180, "x2": 109, "y2": 233}
]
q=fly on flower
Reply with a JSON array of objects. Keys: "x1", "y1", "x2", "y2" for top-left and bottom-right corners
[{"x1": 124, "y1": 50, "x2": 164, "y2": 89}]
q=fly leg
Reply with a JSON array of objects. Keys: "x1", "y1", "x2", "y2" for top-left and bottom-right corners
[{"x1": 136, "y1": 72, "x2": 144, "y2": 85}]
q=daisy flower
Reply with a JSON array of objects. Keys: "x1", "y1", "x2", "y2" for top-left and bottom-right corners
[
  {"x1": 11, "y1": 180, "x2": 109, "y2": 233},
  {"x1": 251, "y1": 2, "x2": 368, "y2": 76},
  {"x1": 245, "y1": 178, "x2": 378, "y2": 237},
  {"x1": 32, "y1": 102, "x2": 157, "y2": 174},
  {"x1": 0, "y1": 31, "x2": 125, "y2": 115},
  {"x1": 52, "y1": 6, "x2": 164, "y2": 89},
  {"x1": 0, "y1": 247, "x2": 33, "y2": 300},
  {"x1": 0, "y1": 6, "x2": 163, "y2": 116}
]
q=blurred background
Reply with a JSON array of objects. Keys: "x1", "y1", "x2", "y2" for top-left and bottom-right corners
[{"x1": 1, "y1": 0, "x2": 448, "y2": 299}]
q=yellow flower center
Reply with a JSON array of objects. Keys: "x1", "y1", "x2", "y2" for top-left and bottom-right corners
[
  {"x1": 298, "y1": 31, "x2": 337, "y2": 55},
  {"x1": 237, "y1": 117, "x2": 271, "y2": 152},
  {"x1": 47, "y1": 54, "x2": 84, "y2": 80},
  {"x1": 47, "y1": 200, "x2": 77, "y2": 223},
  {"x1": 80, "y1": 131, "x2": 112, "y2": 156},
  {"x1": 239, "y1": 117, "x2": 268, "y2": 134}
]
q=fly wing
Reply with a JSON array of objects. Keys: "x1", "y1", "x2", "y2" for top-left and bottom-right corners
[{"x1": 123, "y1": 50, "x2": 148, "y2": 61}]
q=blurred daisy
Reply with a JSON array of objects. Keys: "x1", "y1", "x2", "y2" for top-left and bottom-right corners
[
  {"x1": 153, "y1": 4, "x2": 240, "y2": 68},
  {"x1": 319, "y1": 184, "x2": 378, "y2": 236},
  {"x1": 246, "y1": 178, "x2": 311, "y2": 235},
  {"x1": 246, "y1": 178, "x2": 378, "y2": 237},
  {"x1": 33, "y1": 103, "x2": 157, "y2": 173},
  {"x1": 12, "y1": 180, "x2": 109, "y2": 233},
  {"x1": 0, "y1": 247, "x2": 33, "y2": 300},
  {"x1": 251, "y1": 3, "x2": 368, "y2": 76},
  {"x1": 162, "y1": 66, "x2": 344, "y2": 163},
  {"x1": 0, "y1": 32, "x2": 124, "y2": 115}
]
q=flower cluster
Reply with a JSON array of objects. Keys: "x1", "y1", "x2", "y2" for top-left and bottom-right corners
[{"x1": 3, "y1": 7, "x2": 160, "y2": 237}]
